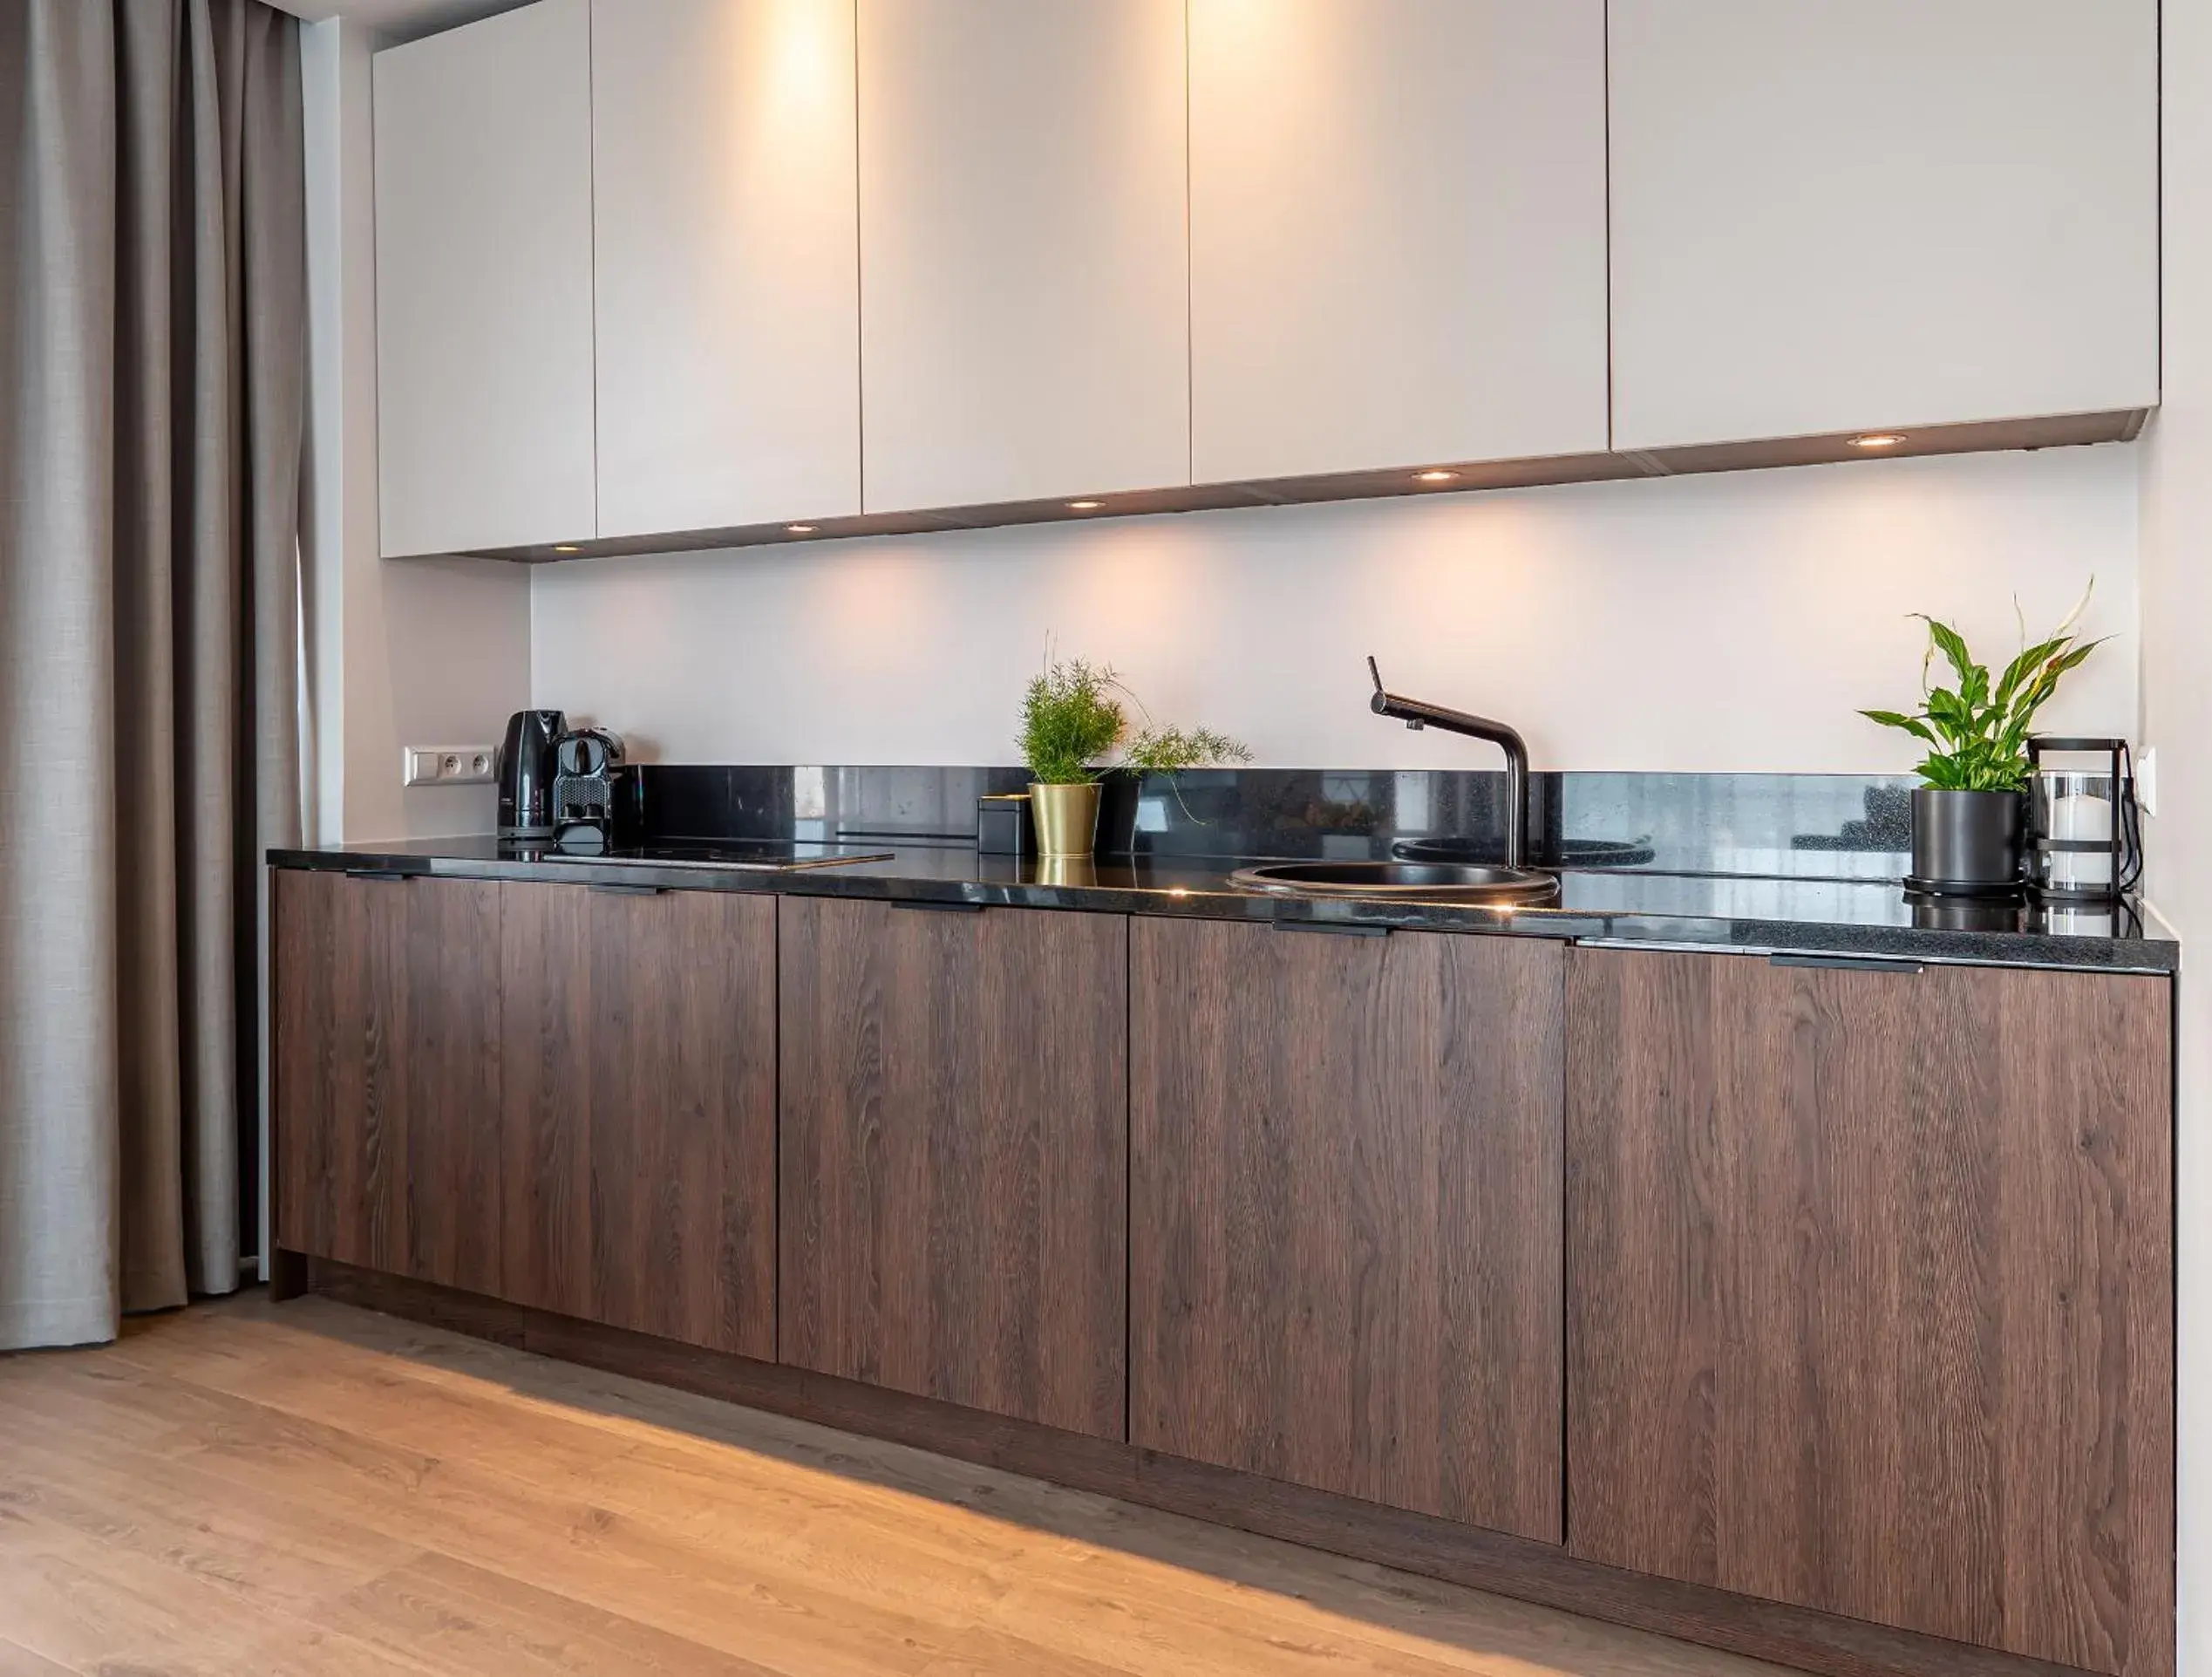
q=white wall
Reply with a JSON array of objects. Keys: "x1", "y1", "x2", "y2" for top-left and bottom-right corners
[
  {"x1": 2140, "y1": 3, "x2": 2212, "y2": 1669},
  {"x1": 533, "y1": 445, "x2": 2139, "y2": 773},
  {"x1": 300, "y1": 17, "x2": 531, "y2": 844}
]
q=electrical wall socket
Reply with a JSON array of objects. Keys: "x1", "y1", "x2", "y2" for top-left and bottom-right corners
[
  {"x1": 403, "y1": 746, "x2": 497, "y2": 787},
  {"x1": 2136, "y1": 746, "x2": 2159, "y2": 818}
]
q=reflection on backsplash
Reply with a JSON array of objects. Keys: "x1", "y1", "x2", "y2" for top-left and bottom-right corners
[
  {"x1": 623, "y1": 765, "x2": 1919, "y2": 883},
  {"x1": 1557, "y1": 774, "x2": 1911, "y2": 881}
]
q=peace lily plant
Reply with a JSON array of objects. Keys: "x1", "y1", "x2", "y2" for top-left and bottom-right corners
[{"x1": 1861, "y1": 586, "x2": 2103, "y2": 890}]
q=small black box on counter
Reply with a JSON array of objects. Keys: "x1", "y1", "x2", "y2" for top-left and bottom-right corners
[{"x1": 976, "y1": 792, "x2": 1033, "y2": 856}]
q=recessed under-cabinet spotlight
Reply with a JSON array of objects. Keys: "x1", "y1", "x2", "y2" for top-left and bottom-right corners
[
  {"x1": 1848, "y1": 433, "x2": 1909, "y2": 450},
  {"x1": 786, "y1": 523, "x2": 816, "y2": 535},
  {"x1": 553, "y1": 544, "x2": 580, "y2": 553},
  {"x1": 1413, "y1": 469, "x2": 1460, "y2": 483},
  {"x1": 1068, "y1": 499, "x2": 1104, "y2": 511}
]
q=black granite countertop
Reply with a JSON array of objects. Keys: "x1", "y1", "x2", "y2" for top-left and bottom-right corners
[{"x1": 268, "y1": 835, "x2": 2177, "y2": 975}]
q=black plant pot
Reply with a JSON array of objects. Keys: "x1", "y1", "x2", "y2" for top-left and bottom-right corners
[
  {"x1": 1094, "y1": 768, "x2": 1145, "y2": 857},
  {"x1": 1909, "y1": 787, "x2": 2025, "y2": 897}
]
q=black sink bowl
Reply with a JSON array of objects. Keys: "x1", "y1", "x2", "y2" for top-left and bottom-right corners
[
  {"x1": 1230, "y1": 860, "x2": 1562, "y2": 905},
  {"x1": 1392, "y1": 835, "x2": 1657, "y2": 869}
]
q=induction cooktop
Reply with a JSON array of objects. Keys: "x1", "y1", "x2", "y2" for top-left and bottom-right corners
[{"x1": 524, "y1": 837, "x2": 896, "y2": 871}]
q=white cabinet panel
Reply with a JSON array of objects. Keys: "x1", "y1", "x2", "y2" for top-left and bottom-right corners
[
  {"x1": 857, "y1": 0, "x2": 1189, "y2": 513},
  {"x1": 1610, "y1": 0, "x2": 2158, "y2": 453},
  {"x1": 1189, "y1": 0, "x2": 1609, "y2": 484},
  {"x1": 593, "y1": 0, "x2": 861, "y2": 537},
  {"x1": 374, "y1": 0, "x2": 596, "y2": 556}
]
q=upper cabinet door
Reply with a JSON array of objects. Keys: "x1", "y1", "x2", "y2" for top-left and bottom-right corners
[
  {"x1": 857, "y1": 0, "x2": 1190, "y2": 513},
  {"x1": 374, "y1": 0, "x2": 596, "y2": 556},
  {"x1": 1189, "y1": 1, "x2": 1610, "y2": 483},
  {"x1": 593, "y1": 0, "x2": 861, "y2": 538},
  {"x1": 1610, "y1": 0, "x2": 2159, "y2": 453}
]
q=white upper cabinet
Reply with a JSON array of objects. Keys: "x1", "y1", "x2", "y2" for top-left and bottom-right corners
[
  {"x1": 1609, "y1": 0, "x2": 2159, "y2": 453},
  {"x1": 592, "y1": 0, "x2": 861, "y2": 537},
  {"x1": 374, "y1": 0, "x2": 596, "y2": 556},
  {"x1": 1188, "y1": 1, "x2": 1610, "y2": 484},
  {"x1": 370, "y1": 0, "x2": 2161, "y2": 549},
  {"x1": 857, "y1": 0, "x2": 1190, "y2": 513}
]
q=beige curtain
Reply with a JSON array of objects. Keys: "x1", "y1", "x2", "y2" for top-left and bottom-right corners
[{"x1": 0, "y1": 0, "x2": 304, "y2": 1349}]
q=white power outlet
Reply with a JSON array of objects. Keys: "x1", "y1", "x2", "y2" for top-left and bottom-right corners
[
  {"x1": 2136, "y1": 746, "x2": 2159, "y2": 818},
  {"x1": 403, "y1": 746, "x2": 497, "y2": 787}
]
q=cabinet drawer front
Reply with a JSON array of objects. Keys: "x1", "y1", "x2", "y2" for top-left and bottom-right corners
[
  {"x1": 1130, "y1": 918, "x2": 1566, "y2": 1539},
  {"x1": 1565, "y1": 947, "x2": 2173, "y2": 1674},
  {"x1": 778, "y1": 897, "x2": 1128, "y2": 1439}
]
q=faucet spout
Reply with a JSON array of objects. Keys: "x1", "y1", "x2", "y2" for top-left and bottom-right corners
[{"x1": 1365, "y1": 657, "x2": 1533, "y2": 871}]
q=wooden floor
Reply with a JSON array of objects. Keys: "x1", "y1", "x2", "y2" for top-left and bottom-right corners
[{"x1": 0, "y1": 1292, "x2": 1790, "y2": 1677}]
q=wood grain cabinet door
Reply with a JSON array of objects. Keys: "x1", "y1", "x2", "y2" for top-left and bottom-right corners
[
  {"x1": 1129, "y1": 919, "x2": 1566, "y2": 1541},
  {"x1": 779, "y1": 898, "x2": 1128, "y2": 1439},
  {"x1": 272, "y1": 870, "x2": 504, "y2": 1295},
  {"x1": 498, "y1": 883, "x2": 777, "y2": 1359},
  {"x1": 1565, "y1": 947, "x2": 2174, "y2": 1677}
]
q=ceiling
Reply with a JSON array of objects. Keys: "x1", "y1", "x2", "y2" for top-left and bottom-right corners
[{"x1": 266, "y1": 0, "x2": 529, "y2": 44}]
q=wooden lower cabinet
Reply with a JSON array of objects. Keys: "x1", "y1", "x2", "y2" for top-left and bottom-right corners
[
  {"x1": 497, "y1": 883, "x2": 777, "y2": 1358},
  {"x1": 1128, "y1": 918, "x2": 1567, "y2": 1541},
  {"x1": 272, "y1": 869, "x2": 504, "y2": 1295},
  {"x1": 777, "y1": 897, "x2": 1129, "y2": 1439},
  {"x1": 272, "y1": 868, "x2": 2178, "y2": 1677},
  {"x1": 274, "y1": 871, "x2": 778, "y2": 1355},
  {"x1": 1565, "y1": 947, "x2": 2174, "y2": 1677}
]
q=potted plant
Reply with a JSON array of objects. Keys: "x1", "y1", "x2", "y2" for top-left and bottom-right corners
[
  {"x1": 1099, "y1": 722, "x2": 1254, "y2": 856},
  {"x1": 1019, "y1": 657, "x2": 1249, "y2": 856},
  {"x1": 1861, "y1": 593, "x2": 2102, "y2": 896}
]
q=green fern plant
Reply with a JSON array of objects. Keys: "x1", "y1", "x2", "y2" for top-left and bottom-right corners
[
  {"x1": 1123, "y1": 724, "x2": 1252, "y2": 775},
  {"x1": 1018, "y1": 654, "x2": 1251, "y2": 785},
  {"x1": 1861, "y1": 589, "x2": 2103, "y2": 793},
  {"x1": 1019, "y1": 658, "x2": 1126, "y2": 785}
]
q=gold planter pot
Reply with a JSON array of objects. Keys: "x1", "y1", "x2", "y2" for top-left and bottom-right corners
[{"x1": 1029, "y1": 781, "x2": 1101, "y2": 858}]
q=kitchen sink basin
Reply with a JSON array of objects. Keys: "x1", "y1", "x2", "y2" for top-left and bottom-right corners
[
  {"x1": 1392, "y1": 835, "x2": 1658, "y2": 869},
  {"x1": 1229, "y1": 860, "x2": 1561, "y2": 905}
]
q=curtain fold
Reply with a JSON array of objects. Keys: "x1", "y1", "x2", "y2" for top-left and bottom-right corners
[{"x1": 0, "y1": 0, "x2": 304, "y2": 1350}]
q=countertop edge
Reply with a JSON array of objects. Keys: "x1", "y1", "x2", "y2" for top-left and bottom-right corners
[{"x1": 265, "y1": 847, "x2": 2180, "y2": 976}]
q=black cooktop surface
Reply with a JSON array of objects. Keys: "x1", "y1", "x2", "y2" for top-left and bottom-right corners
[{"x1": 521, "y1": 837, "x2": 897, "y2": 870}]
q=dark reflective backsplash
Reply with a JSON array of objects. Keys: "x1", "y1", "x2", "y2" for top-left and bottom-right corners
[{"x1": 620, "y1": 764, "x2": 1916, "y2": 882}]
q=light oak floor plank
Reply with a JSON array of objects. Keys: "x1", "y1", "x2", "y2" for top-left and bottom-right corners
[
  {"x1": 0, "y1": 1640, "x2": 76, "y2": 1677},
  {"x1": 0, "y1": 1292, "x2": 1791, "y2": 1677}
]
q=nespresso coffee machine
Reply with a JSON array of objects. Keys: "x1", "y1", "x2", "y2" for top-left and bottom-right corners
[
  {"x1": 551, "y1": 727, "x2": 625, "y2": 851},
  {"x1": 495, "y1": 709, "x2": 566, "y2": 841}
]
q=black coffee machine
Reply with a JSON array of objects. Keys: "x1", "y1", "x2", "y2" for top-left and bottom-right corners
[
  {"x1": 551, "y1": 726, "x2": 625, "y2": 851},
  {"x1": 496, "y1": 709, "x2": 566, "y2": 841}
]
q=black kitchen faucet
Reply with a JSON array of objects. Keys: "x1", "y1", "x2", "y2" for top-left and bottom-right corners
[{"x1": 1366, "y1": 655, "x2": 1532, "y2": 872}]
